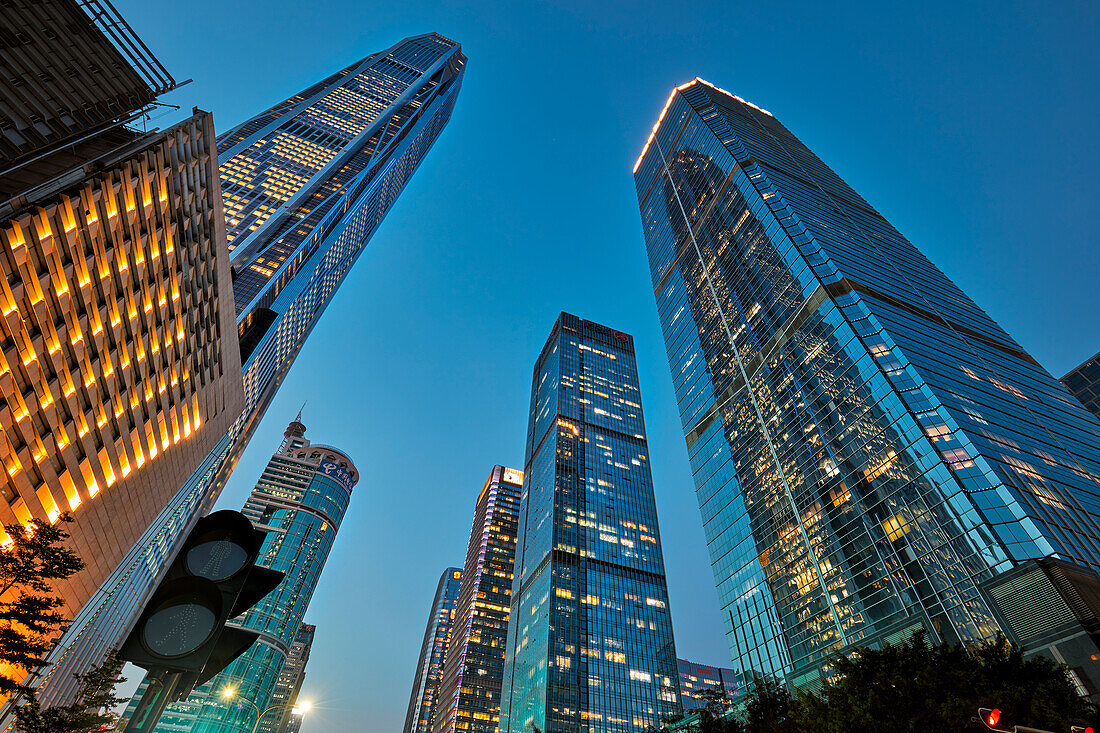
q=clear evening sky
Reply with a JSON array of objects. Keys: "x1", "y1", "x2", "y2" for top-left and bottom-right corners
[{"x1": 110, "y1": 1, "x2": 1098, "y2": 730}]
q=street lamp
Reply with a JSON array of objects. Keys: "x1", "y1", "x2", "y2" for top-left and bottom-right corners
[{"x1": 222, "y1": 686, "x2": 312, "y2": 733}]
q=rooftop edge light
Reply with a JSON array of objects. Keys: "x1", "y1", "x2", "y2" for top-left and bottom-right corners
[{"x1": 632, "y1": 78, "x2": 772, "y2": 174}]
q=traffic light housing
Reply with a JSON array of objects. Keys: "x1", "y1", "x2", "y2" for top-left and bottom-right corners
[{"x1": 120, "y1": 510, "x2": 283, "y2": 684}]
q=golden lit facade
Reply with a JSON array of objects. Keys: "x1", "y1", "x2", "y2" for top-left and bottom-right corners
[
  {"x1": 434, "y1": 466, "x2": 523, "y2": 733},
  {"x1": 0, "y1": 111, "x2": 243, "y2": 611}
]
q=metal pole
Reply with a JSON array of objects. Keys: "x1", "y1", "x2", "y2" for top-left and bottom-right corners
[{"x1": 122, "y1": 670, "x2": 185, "y2": 732}]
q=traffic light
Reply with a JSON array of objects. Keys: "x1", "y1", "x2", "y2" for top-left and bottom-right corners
[
  {"x1": 978, "y1": 707, "x2": 1003, "y2": 730},
  {"x1": 1070, "y1": 727, "x2": 1095, "y2": 733},
  {"x1": 120, "y1": 510, "x2": 283, "y2": 731}
]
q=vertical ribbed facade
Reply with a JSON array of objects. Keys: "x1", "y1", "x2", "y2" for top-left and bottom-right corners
[
  {"x1": 434, "y1": 466, "x2": 523, "y2": 733},
  {"x1": 633, "y1": 78, "x2": 1100, "y2": 687},
  {"x1": 405, "y1": 568, "x2": 464, "y2": 733},
  {"x1": 29, "y1": 33, "x2": 464, "y2": 713},
  {"x1": 499, "y1": 314, "x2": 682, "y2": 733},
  {"x1": 0, "y1": 111, "x2": 243, "y2": 614}
]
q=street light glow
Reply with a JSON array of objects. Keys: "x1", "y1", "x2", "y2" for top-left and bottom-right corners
[{"x1": 221, "y1": 687, "x2": 236, "y2": 700}]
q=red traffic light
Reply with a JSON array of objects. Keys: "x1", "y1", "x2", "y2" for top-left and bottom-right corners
[{"x1": 977, "y1": 707, "x2": 1001, "y2": 729}]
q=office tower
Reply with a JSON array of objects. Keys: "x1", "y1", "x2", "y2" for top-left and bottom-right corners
[
  {"x1": 24, "y1": 32, "x2": 465, "y2": 713},
  {"x1": 499, "y1": 314, "x2": 682, "y2": 733},
  {"x1": 0, "y1": 0, "x2": 175, "y2": 198},
  {"x1": 0, "y1": 0, "x2": 243, "y2": 618},
  {"x1": 676, "y1": 659, "x2": 740, "y2": 711},
  {"x1": 405, "y1": 568, "x2": 464, "y2": 733},
  {"x1": 434, "y1": 466, "x2": 523, "y2": 733},
  {"x1": 131, "y1": 416, "x2": 358, "y2": 733},
  {"x1": 1062, "y1": 353, "x2": 1100, "y2": 420},
  {"x1": 266, "y1": 623, "x2": 315, "y2": 733},
  {"x1": 0, "y1": 109, "x2": 242, "y2": 613},
  {"x1": 633, "y1": 78, "x2": 1100, "y2": 689}
]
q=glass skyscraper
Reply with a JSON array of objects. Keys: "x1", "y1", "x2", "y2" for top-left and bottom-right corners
[
  {"x1": 633, "y1": 78, "x2": 1100, "y2": 688},
  {"x1": 499, "y1": 314, "x2": 682, "y2": 733},
  {"x1": 1063, "y1": 352, "x2": 1100, "y2": 420},
  {"x1": 26, "y1": 33, "x2": 465, "y2": 712},
  {"x1": 405, "y1": 568, "x2": 464, "y2": 733},
  {"x1": 434, "y1": 466, "x2": 523, "y2": 733},
  {"x1": 676, "y1": 658, "x2": 740, "y2": 711},
  {"x1": 124, "y1": 416, "x2": 358, "y2": 733}
]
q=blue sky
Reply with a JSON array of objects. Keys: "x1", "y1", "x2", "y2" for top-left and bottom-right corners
[{"x1": 113, "y1": 1, "x2": 1098, "y2": 730}]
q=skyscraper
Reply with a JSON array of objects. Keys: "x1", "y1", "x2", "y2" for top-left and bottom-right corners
[
  {"x1": 23, "y1": 32, "x2": 465, "y2": 711},
  {"x1": 633, "y1": 78, "x2": 1100, "y2": 688},
  {"x1": 0, "y1": 0, "x2": 243, "y2": 618},
  {"x1": 404, "y1": 568, "x2": 464, "y2": 733},
  {"x1": 130, "y1": 416, "x2": 358, "y2": 733},
  {"x1": 499, "y1": 314, "x2": 682, "y2": 733},
  {"x1": 434, "y1": 466, "x2": 523, "y2": 733},
  {"x1": 265, "y1": 623, "x2": 315, "y2": 733},
  {"x1": 1062, "y1": 352, "x2": 1100, "y2": 420},
  {"x1": 676, "y1": 659, "x2": 740, "y2": 711}
]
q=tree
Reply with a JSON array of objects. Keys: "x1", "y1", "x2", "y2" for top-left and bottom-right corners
[
  {"x1": 738, "y1": 675, "x2": 804, "y2": 733},
  {"x1": 800, "y1": 630, "x2": 1096, "y2": 732},
  {"x1": 14, "y1": 652, "x2": 126, "y2": 733},
  {"x1": 0, "y1": 515, "x2": 84, "y2": 695}
]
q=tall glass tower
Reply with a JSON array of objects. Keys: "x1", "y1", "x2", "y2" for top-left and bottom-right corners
[
  {"x1": 123, "y1": 416, "x2": 359, "y2": 733},
  {"x1": 499, "y1": 314, "x2": 682, "y2": 733},
  {"x1": 633, "y1": 78, "x2": 1100, "y2": 688},
  {"x1": 28, "y1": 33, "x2": 465, "y2": 711},
  {"x1": 404, "y1": 568, "x2": 464, "y2": 733},
  {"x1": 434, "y1": 466, "x2": 523, "y2": 733}
]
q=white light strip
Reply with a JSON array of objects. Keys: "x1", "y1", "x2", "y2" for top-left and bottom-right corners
[{"x1": 632, "y1": 78, "x2": 772, "y2": 174}]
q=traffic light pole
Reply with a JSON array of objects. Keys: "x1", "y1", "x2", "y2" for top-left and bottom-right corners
[{"x1": 122, "y1": 669, "x2": 191, "y2": 732}]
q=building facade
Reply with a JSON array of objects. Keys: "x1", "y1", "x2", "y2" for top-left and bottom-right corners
[
  {"x1": 633, "y1": 78, "x2": 1100, "y2": 688},
  {"x1": 1062, "y1": 353, "x2": 1100, "y2": 420},
  {"x1": 434, "y1": 466, "x2": 523, "y2": 733},
  {"x1": 0, "y1": 108, "x2": 243, "y2": 615},
  {"x1": 0, "y1": 0, "x2": 176, "y2": 197},
  {"x1": 404, "y1": 568, "x2": 464, "y2": 733},
  {"x1": 265, "y1": 623, "x2": 315, "y2": 733},
  {"x1": 24, "y1": 32, "x2": 465, "y2": 712},
  {"x1": 676, "y1": 659, "x2": 739, "y2": 711},
  {"x1": 134, "y1": 417, "x2": 358, "y2": 733},
  {"x1": 499, "y1": 314, "x2": 682, "y2": 733}
]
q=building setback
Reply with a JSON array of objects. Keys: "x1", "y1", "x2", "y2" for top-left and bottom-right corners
[
  {"x1": 404, "y1": 568, "x2": 464, "y2": 733},
  {"x1": 434, "y1": 466, "x2": 523, "y2": 733},
  {"x1": 499, "y1": 313, "x2": 682, "y2": 733},
  {"x1": 30, "y1": 32, "x2": 465, "y2": 712},
  {"x1": 633, "y1": 78, "x2": 1100, "y2": 689}
]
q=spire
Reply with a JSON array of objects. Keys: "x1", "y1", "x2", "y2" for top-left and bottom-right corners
[{"x1": 284, "y1": 407, "x2": 306, "y2": 441}]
